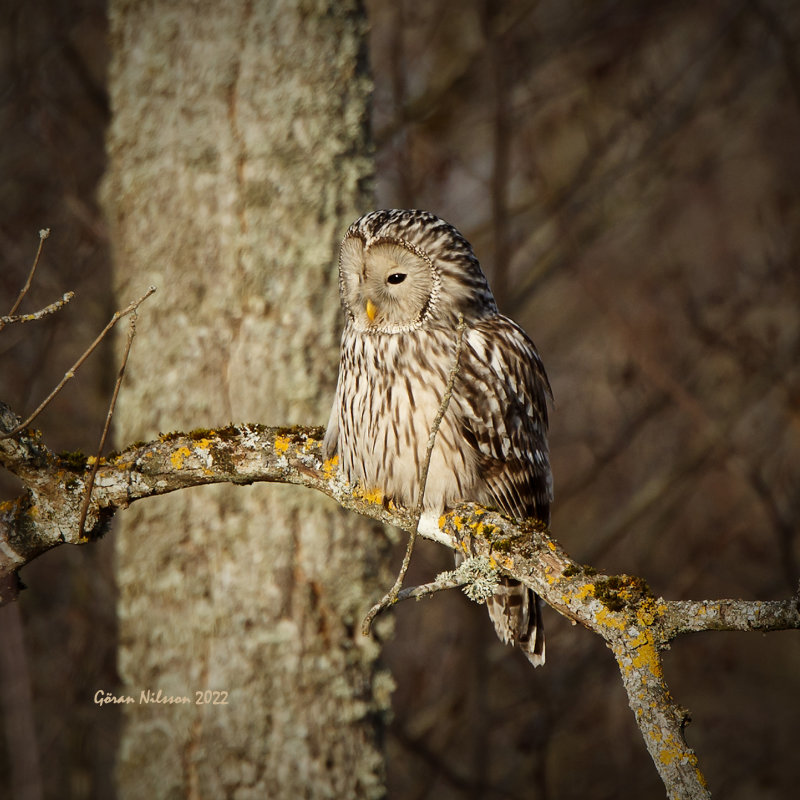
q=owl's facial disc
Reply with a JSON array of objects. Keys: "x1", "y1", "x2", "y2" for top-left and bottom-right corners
[{"x1": 340, "y1": 236, "x2": 436, "y2": 331}]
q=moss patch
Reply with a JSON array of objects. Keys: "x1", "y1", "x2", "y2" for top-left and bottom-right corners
[
  {"x1": 594, "y1": 574, "x2": 653, "y2": 612},
  {"x1": 57, "y1": 450, "x2": 90, "y2": 472}
]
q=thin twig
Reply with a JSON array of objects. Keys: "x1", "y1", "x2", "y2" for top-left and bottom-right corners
[
  {"x1": 362, "y1": 314, "x2": 468, "y2": 635},
  {"x1": 77, "y1": 311, "x2": 139, "y2": 538},
  {"x1": 396, "y1": 574, "x2": 470, "y2": 603},
  {"x1": 0, "y1": 291, "x2": 75, "y2": 326},
  {"x1": 0, "y1": 286, "x2": 157, "y2": 440},
  {"x1": 1, "y1": 229, "x2": 50, "y2": 332}
]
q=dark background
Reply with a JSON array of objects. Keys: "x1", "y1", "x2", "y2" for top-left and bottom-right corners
[{"x1": 2, "y1": 1, "x2": 799, "y2": 797}]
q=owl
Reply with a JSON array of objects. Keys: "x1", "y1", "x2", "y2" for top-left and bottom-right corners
[{"x1": 324, "y1": 209, "x2": 552, "y2": 666}]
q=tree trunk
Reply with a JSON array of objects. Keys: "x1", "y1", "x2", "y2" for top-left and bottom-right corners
[{"x1": 102, "y1": 2, "x2": 387, "y2": 797}]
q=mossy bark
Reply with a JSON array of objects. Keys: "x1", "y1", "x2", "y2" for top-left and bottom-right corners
[{"x1": 102, "y1": 2, "x2": 388, "y2": 797}]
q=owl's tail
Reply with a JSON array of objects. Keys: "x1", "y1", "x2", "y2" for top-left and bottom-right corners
[
  {"x1": 455, "y1": 549, "x2": 546, "y2": 666},
  {"x1": 484, "y1": 577, "x2": 546, "y2": 667}
]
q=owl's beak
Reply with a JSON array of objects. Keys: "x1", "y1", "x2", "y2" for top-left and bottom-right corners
[{"x1": 365, "y1": 299, "x2": 378, "y2": 322}]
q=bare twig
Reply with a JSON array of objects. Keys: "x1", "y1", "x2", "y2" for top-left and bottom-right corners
[
  {"x1": 77, "y1": 310, "x2": 139, "y2": 538},
  {"x1": 1, "y1": 229, "x2": 50, "y2": 332},
  {"x1": 0, "y1": 291, "x2": 75, "y2": 326},
  {"x1": 0, "y1": 286, "x2": 156, "y2": 440},
  {"x1": 362, "y1": 314, "x2": 468, "y2": 635}
]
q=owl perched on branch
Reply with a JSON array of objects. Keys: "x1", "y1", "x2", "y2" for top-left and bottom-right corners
[{"x1": 324, "y1": 209, "x2": 552, "y2": 666}]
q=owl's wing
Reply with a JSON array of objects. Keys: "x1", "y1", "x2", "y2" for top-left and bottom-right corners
[{"x1": 453, "y1": 314, "x2": 552, "y2": 523}]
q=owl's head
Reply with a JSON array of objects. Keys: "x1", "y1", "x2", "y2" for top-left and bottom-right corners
[{"x1": 338, "y1": 209, "x2": 498, "y2": 333}]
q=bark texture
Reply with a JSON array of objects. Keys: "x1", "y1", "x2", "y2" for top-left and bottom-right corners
[{"x1": 101, "y1": 2, "x2": 386, "y2": 798}]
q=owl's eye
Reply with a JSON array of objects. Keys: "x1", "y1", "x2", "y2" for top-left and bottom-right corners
[{"x1": 387, "y1": 273, "x2": 407, "y2": 285}]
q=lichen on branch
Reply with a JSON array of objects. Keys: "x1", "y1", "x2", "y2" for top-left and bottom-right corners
[{"x1": 1, "y1": 415, "x2": 798, "y2": 799}]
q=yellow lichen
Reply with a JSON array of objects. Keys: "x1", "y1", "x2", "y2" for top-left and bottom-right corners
[
  {"x1": 627, "y1": 627, "x2": 647, "y2": 648},
  {"x1": 637, "y1": 607, "x2": 655, "y2": 626},
  {"x1": 561, "y1": 580, "x2": 594, "y2": 606},
  {"x1": 302, "y1": 436, "x2": 319, "y2": 451},
  {"x1": 658, "y1": 735, "x2": 681, "y2": 765},
  {"x1": 649, "y1": 728, "x2": 663, "y2": 743},
  {"x1": 631, "y1": 642, "x2": 663, "y2": 679},
  {"x1": 356, "y1": 486, "x2": 383, "y2": 505},
  {"x1": 575, "y1": 582, "x2": 596, "y2": 602},
  {"x1": 323, "y1": 455, "x2": 339, "y2": 477},
  {"x1": 596, "y1": 606, "x2": 626, "y2": 631},
  {"x1": 633, "y1": 597, "x2": 666, "y2": 633},
  {"x1": 170, "y1": 446, "x2": 192, "y2": 469},
  {"x1": 274, "y1": 435, "x2": 291, "y2": 454}
]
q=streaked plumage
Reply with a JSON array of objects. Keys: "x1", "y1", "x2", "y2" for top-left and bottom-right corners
[{"x1": 324, "y1": 209, "x2": 552, "y2": 666}]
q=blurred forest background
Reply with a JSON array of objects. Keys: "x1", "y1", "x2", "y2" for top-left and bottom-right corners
[{"x1": 1, "y1": 0, "x2": 799, "y2": 798}]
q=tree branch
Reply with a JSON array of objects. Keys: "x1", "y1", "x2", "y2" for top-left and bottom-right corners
[
  {"x1": 0, "y1": 291, "x2": 75, "y2": 326},
  {"x1": 1, "y1": 416, "x2": 797, "y2": 797}
]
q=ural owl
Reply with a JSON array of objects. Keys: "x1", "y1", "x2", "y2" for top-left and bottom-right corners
[{"x1": 324, "y1": 209, "x2": 552, "y2": 666}]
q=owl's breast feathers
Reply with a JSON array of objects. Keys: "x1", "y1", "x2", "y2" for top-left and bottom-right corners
[{"x1": 324, "y1": 314, "x2": 552, "y2": 525}]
